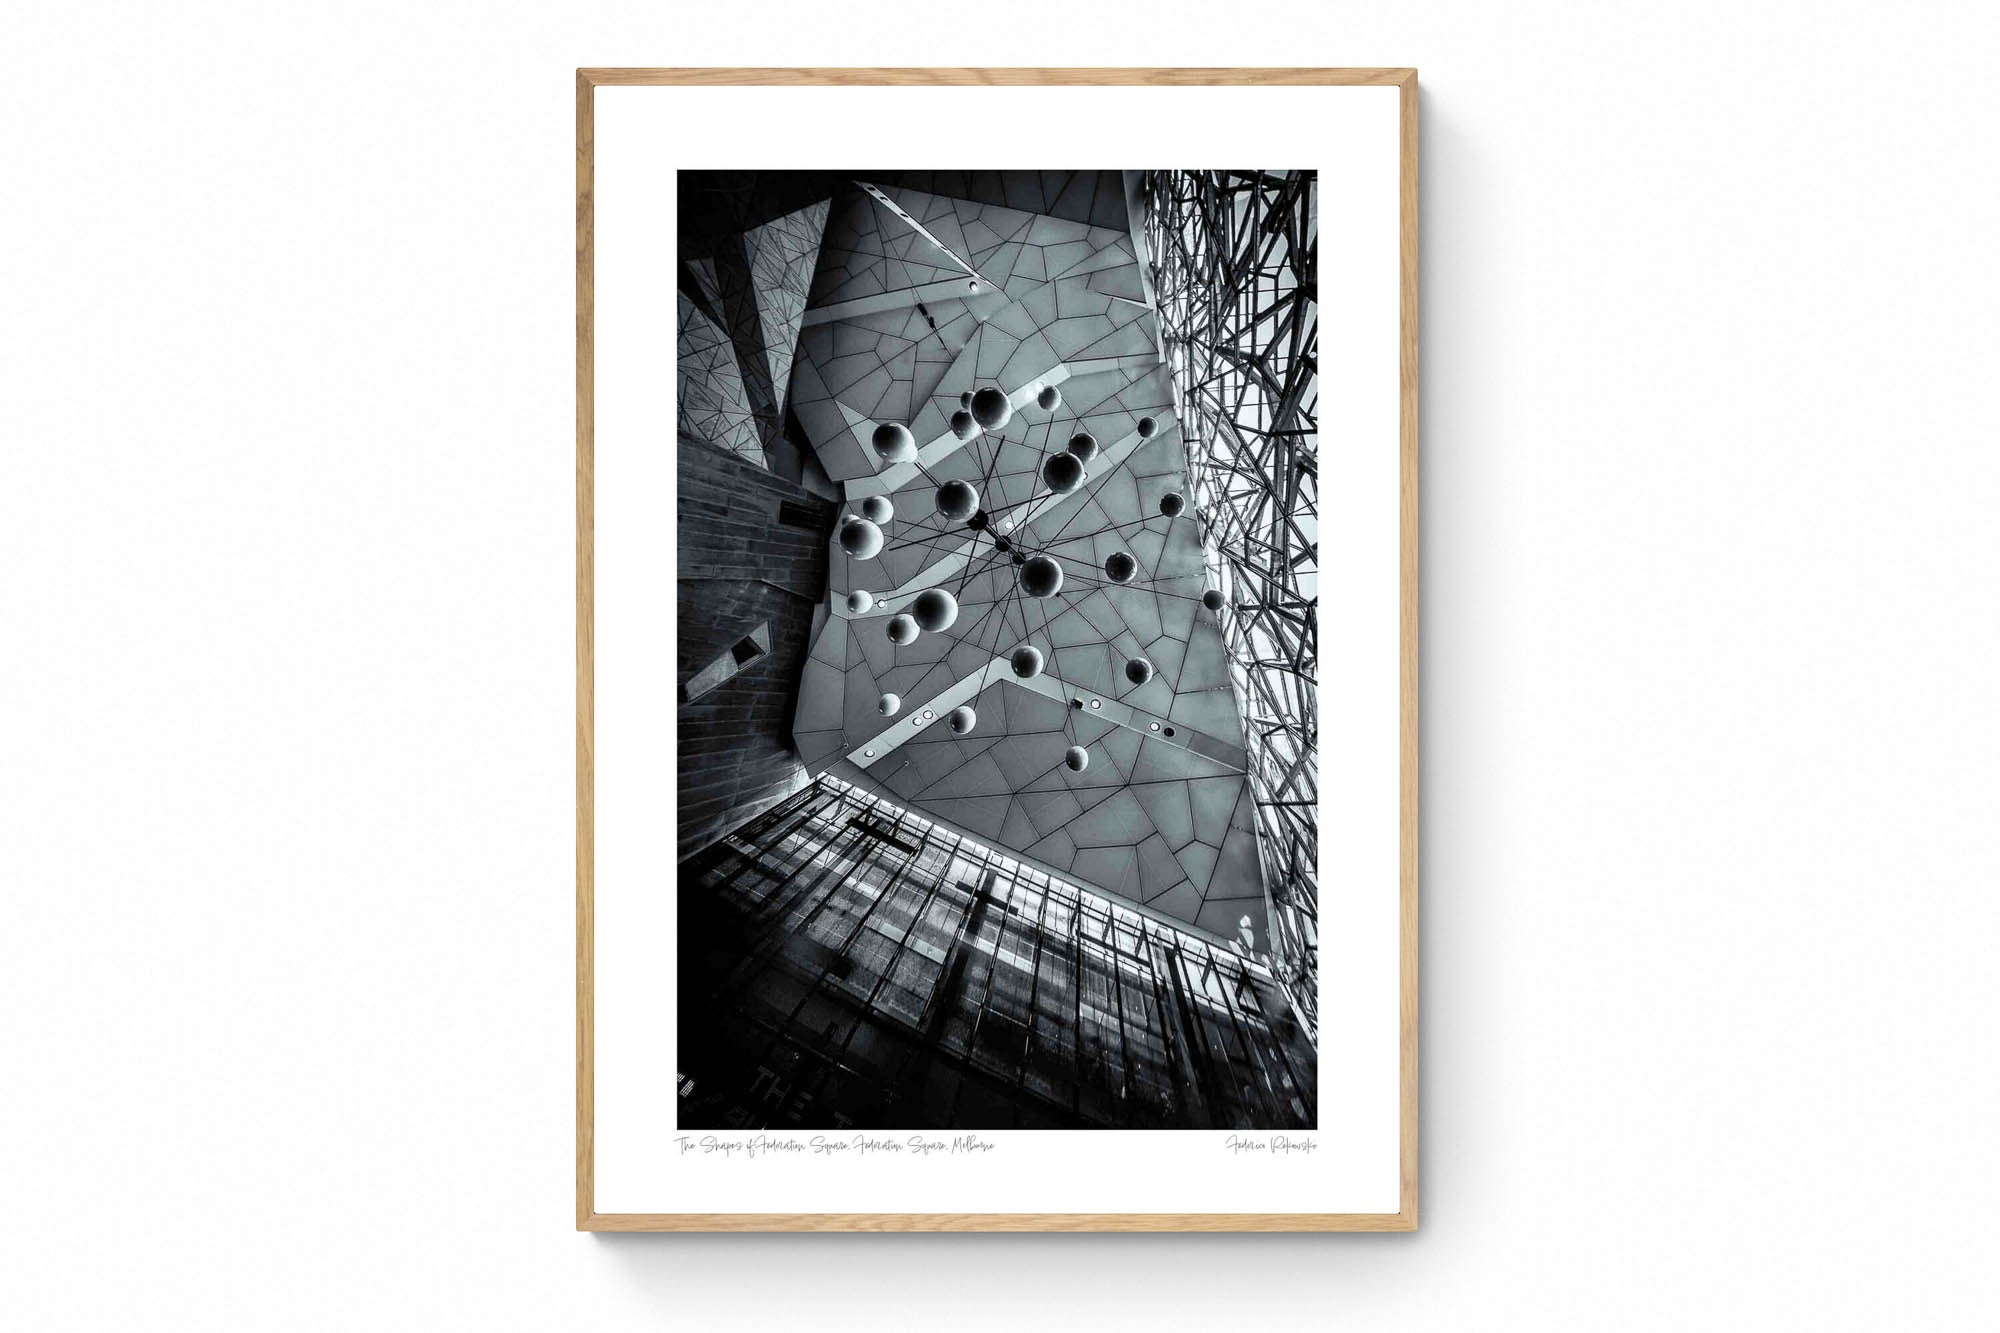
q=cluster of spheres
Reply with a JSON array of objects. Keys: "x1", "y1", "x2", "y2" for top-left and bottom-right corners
[{"x1": 846, "y1": 402, "x2": 1203, "y2": 776}]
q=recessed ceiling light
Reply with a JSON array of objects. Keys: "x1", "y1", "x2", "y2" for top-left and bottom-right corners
[
  {"x1": 1148, "y1": 721, "x2": 1160, "y2": 731},
  {"x1": 1089, "y1": 699, "x2": 1101, "y2": 709},
  {"x1": 923, "y1": 709, "x2": 935, "y2": 719},
  {"x1": 864, "y1": 749, "x2": 875, "y2": 757}
]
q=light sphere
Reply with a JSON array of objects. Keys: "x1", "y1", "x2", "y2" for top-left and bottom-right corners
[
  {"x1": 912, "y1": 588, "x2": 959, "y2": 632},
  {"x1": 1159, "y1": 491, "x2": 1186, "y2": 518},
  {"x1": 871, "y1": 421, "x2": 916, "y2": 462},
  {"x1": 847, "y1": 589, "x2": 874, "y2": 614},
  {"x1": 935, "y1": 479, "x2": 980, "y2": 521},
  {"x1": 947, "y1": 705, "x2": 977, "y2": 735},
  {"x1": 878, "y1": 692, "x2": 901, "y2": 716},
  {"x1": 970, "y1": 386, "x2": 1013, "y2": 430},
  {"x1": 1125, "y1": 657, "x2": 1154, "y2": 685},
  {"x1": 1104, "y1": 551, "x2": 1137, "y2": 584},
  {"x1": 1137, "y1": 416, "x2": 1158, "y2": 438},
  {"x1": 1066, "y1": 431, "x2": 1098, "y2": 463},
  {"x1": 886, "y1": 613, "x2": 919, "y2": 645},
  {"x1": 1036, "y1": 384, "x2": 1062, "y2": 411},
  {"x1": 1064, "y1": 745, "x2": 1090, "y2": 773},
  {"x1": 1201, "y1": 588, "x2": 1224, "y2": 611},
  {"x1": 1018, "y1": 554, "x2": 1064, "y2": 600},
  {"x1": 839, "y1": 517, "x2": 884, "y2": 559},
  {"x1": 1010, "y1": 645, "x2": 1044, "y2": 678},
  {"x1": 1041, "y1": 451, "x2": 1084, "y2": 495},
  {"x1": 858, "y1": 495, "x2": 893, "y2": 525},
  {"x1": 950, "y1": 409, "x2": 979, "y2": 441}
]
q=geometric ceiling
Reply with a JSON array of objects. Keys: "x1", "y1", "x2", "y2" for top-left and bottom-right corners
[
  {"x1": 773, "y1": 171, "x2": 1275, "y2": 946},
  {"x1": 677, "y1": 196, "x2": 830, "y2": 467}
]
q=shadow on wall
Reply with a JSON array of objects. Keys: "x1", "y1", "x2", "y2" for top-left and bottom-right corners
[{"x1": 676, "y1": 435, "x2": 835, "y2": 859}]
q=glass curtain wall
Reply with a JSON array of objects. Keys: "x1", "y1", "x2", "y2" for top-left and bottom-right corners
[
  {"x1": 678, "y1": 775, "x2": 1317, "y2": 1131},
  {"x1": 1142, "y1": 169, "x2": 1321, "y2": 1039}
]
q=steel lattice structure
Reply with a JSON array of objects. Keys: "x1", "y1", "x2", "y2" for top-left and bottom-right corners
[{"x1": 1143, "y1": 170, "x2": 1320, "y2": 1037}]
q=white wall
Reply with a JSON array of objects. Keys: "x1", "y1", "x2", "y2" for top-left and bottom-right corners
[{"x1": 3, "y1": 3, "x2": 1996, "y2": 1328}]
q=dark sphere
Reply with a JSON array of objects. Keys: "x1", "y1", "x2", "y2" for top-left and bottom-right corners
[
  {"x1": 858, "y1": 495, "x2": 893, "y2": 525},
  {"x1": 1159, "y1": 491, "x2": 1186, "y2": 517},
  {"x1": 1042, "y1": 451, "x2": 1084, "y2": 495},
  {"x1": 1104, "y1": 551, "x2": 1137, "y2": 584},
  {"x1": 839, "y1": 517, "x2": 884, "y2": 559},
  {"x1": 1067, "y1": 431, "x2": 1098, "y2": 463},
  {"x1": 886, "y1": 613, "x2": 918, "y2": 645},
  {"x1": 1010, "y1": 645, "x2": 1044, "y2": 678},
  {"x1": 1201, "y1": 588, "x2": 1224, "y2": 611},
  {"x1": 935, "y1": 479, "x2": 980, "y2": 521},
  {"x1": 1125, "y1": 657, "x2": 1154, "y2": 685},
  {"x1": 970, "y1": 386, "x2": 1013, "y2": 430},
  {"x1": 1018, "y1": 554, "x2": 1064, "y2": 599},
  {"x1": 1137, "y1": 416, "x2": 1158, "y2": 438},
  {"x1": 1036, "y1": 384, "x2": 1062, "y2": 411},
  {"x1": 947, "y1": 705, "x2": 977, "y2": 735},
  {"x1": 871, "y1": 422, "x2": 916, "y2": 462},
  {"x1": 912, "y1": 588, "x2": 959, "y2": 632},
  {"x1": 847, "y1": 589, "x2": 874, "y2": 614},
  {"x1": 950, "y1": 409, "x2": 979, "y2": 441},
  {"x1": 1064, "y1": 745, "x2": 1090, "y2": 773},
  {"x1": 960, "y1": 391, "x2": 974, "y2": 409}
]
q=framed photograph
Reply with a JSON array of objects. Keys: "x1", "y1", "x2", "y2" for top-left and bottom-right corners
[{"x1": 577, "y1": 67, "x2": 1418, "y2": 1231}]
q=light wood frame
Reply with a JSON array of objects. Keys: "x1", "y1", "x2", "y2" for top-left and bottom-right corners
[{"x1": 576, "y1": 66, "x2": 1419, "y2": 1232}]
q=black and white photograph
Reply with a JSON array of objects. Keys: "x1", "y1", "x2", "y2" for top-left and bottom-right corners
[{"x1": 673, "y1": 169, "x2": 1322, "y2": 1132}]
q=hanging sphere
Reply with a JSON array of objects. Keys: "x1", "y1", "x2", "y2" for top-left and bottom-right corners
[
  {"x1": 912, "y1": 588, "x2": 959, "y2": 632},
  {"x1": 839, "y1": 517, "x2": 884, "y2": 559},
  {"x1": 1018, "y1": 554, "x2": 1064, "y2": 599},
  {"x1": 1201, "y1": 588, "x2": 1224, "y2": 611},
  {"x1": 959, "y1": 391, "x2": 974, "y2": 409},
  {"x1": 1041, "y1": 451, "x2": 1084, "y2": 494},
  {"x1": 935, "y1": 479, "x2": 980, "y2": 521},
  {"x1": 1103, "y1": 551, "x2": 1137, "y2": 584},
  {"x1": 1138, "y1": 416, "x2": 1158, "y2": 438},
  {"x1": 970, "y1": 386, "x2": 1013, "y2": 430},
  {"x1": 886, "y1": 613, "x2": 918, "y2": 645},
  {"x1": 1010, "y1": 645, "x2": 1044, "y2": 678},
  {"x1": 1159, "y1": 492, "x2": 1186, "y2": 517},
  {"x1": 1036, "y1": 384, "x2": 1062, "y2": 411},
  {"x1": 858, "y1": 495, "x2": 893, "y2": 525},
  {"x1": 878, "y1": 692, "x2": 901, "y2": 716},
  {"x1": 847, "y1": 589, "x2": 874, "y2": 614},
  {"x1": 1064, "y1": 745, "x2": 1090, "y2": 772},
  {"x1": 1066, "y1": 431, "x2": 1098, "y2": 463},
  {"x1": 871, "y1": 421, "x2": 916, "y2": 463},
  {"x1": 947, "y1": 705, "x2": 977, "y2": 735},
  {"x1": 1125, "y1": 657, "x2": 1154, "y2": 685},
  {"x1": 950, "y1": 410, "x2": 979, "y2": 441}
]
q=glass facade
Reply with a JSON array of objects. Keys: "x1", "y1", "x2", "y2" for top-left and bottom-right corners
[
  {"x1": 678, "y1": 775, "x2": 1317, "y2": 1131},
  {"x1": 1144, "y1": 169, "x2": 1321, "y2": 1039}
]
